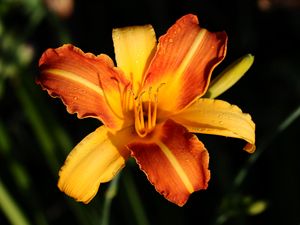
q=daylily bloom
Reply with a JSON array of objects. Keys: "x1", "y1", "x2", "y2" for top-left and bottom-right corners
[{"x1": 37, "y1": 14, "x2": 255, "y2": 206}]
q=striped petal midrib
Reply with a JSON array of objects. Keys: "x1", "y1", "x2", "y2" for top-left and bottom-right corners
[
  {"x1": 43, "y1": 69, "x2": 104, "y2": 96},
  {"x1": 156, "y1": 140, "x2": 194, "y2": 194}
]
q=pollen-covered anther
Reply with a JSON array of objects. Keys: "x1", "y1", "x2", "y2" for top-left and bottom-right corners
[{"x1": 134, "y1": 87, "x2": 158, "y2": 138}]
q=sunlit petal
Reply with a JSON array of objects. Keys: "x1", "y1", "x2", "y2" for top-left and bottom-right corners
[
  {"x1": 37, "y1": 44, "x2": 127, "y2": 130},
  {"x1": 172, "y1": 98, "x2": 255, "y2": 153},
  {"x1": 128, "y1": 119, "x2": 210, "y2": 206},
  {"x1": 58, "y1": 125, "x2": 132, "y2": 203},
  {"x1": 113, "y1": 25, "x2": 157, "y2": 94},
  {"x1": 143, "y1": 14, "x2": 227, "y2": 113}
]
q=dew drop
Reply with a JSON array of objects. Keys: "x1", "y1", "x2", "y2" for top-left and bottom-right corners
[
  {"x1": 168, "y1": 38, "x2": 173, "y2": 43},
  {"x1": 174, "y1": 27, "x2": 181, "y2": 34},
  {"x1": 114, "y1": 34, "x2": 120, "y2": 40},
  {"x1": 196, "y1": 127, "x2": 207, "y2": 132},
  {"x1": 217, "y1": 113, "x2": 223, "y2": 118},
  {"x1": 73, "y1": 96, "x2": 78, "y2": 101}
]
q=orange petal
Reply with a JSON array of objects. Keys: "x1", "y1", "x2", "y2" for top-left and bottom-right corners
[
  {"x1": 113, "y1": 25, "x2": 157, "y2": 94},
  {"x1": 143, "y1": 14, "x2": 227, "y2": 113},
  {"x1": 37, "y1": 44, "x2": 128, "y2": 130},
  {"x1": 58, "y1": 125, "x2": 132, "y2": 203},
  {"x1": 128, "y1": 119, "x2": 210, "y2": 206},
  {"x1": 172, "y1": 98, "x2": 256, "y2": 153}
]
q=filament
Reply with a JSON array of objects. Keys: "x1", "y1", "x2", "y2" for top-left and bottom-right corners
[{"x1": 133, "y1": 86, "x2": 162, "y2": 138}]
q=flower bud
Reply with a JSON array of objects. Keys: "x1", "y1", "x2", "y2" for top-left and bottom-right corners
[{"x1": 205, "y1": 54, "x2": 254, "y2": 99}]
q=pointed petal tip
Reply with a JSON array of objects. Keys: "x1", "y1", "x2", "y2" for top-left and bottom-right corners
[
  {"x1": 143, "y1": 13, "x2": 228, "y2": 112},
  {"x1": 155, "y1": 145, "x2": 211, "y2": 207},
  {"x1": 172, "y1": 98, "x2": 255, "y2": 154},
  {"x1": 39, "y1": 44, "x2": 75, "y2": 67},
  {"x1": 129, "y1": 119, "x2": 210, "y2": 206},
  {"x1": 177, "y1": 13, "x2": 199, "y2": 24},
  {"x1": 56, "y1": 126, "x2": 131, "y2": 204},
  {"x1": 244, "y1": 143, "x2": 256, "y2": 153}
]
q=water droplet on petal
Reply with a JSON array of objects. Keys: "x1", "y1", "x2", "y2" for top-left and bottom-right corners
[{"x1": 217, "y1": 113, "x2": 224, "y2": 118}]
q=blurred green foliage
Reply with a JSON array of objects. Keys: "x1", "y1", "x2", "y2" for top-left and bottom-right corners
[{"x1": 0, "y1": 0, "x2": 299, "y2": 225}]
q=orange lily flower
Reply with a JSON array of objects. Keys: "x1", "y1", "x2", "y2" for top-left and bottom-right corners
[{"x1": 37, "y1": 14, "x2": 255, "y2": 206}]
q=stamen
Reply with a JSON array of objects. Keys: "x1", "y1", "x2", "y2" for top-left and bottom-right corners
[
  {"x1": 125, "y1": 86, "x2": 134, "y2": 112},
  {"x1": 151, "y1": 93, "x2": 158, "y2": 128},
  {"x1": 139, "y1": 92, "x2": 146, "y2": 129},
  {"x1": 147, "y1": 87, "x2": 152, "y2": 130},
  {"x1": 150, "y1": 84, "x2": 164, "y2": 128},
  {"x1": 139, "y1": 104, "x2": 145, "y2": 129},
  {"x1": 157, "y1": 82, "x2": 166, "y2": 92},
  {"x1": 134, "y1": 104, "x2": 147, "y2": 138},
  {"x1": 121, "y1": 84, "x2": 134, "y2": 114},
  {"x1": 121, "y1": 85, "x2": 126, "y2": 112},
  {"x1": 133, "y1": 84, "x2": 164, "y2": 138}
]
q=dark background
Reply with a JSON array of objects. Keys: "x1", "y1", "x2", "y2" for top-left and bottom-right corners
[{"x1": 1, "y1": 0, "x2": 300, "y2": 225}]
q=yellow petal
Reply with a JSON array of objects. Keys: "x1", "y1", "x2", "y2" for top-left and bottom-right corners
[
  {"x1": 205, "y1": 54, "x2": 254, "y2": 98},
  {"x1": 172, "y1": 98, "x2": 255, "y2": 153},
  {"x1": 112, "y1": 25, "x2": 157, "y2": 94},
  {"x1": 58, "y1": 125, "x2": 131, "y2": 203}
]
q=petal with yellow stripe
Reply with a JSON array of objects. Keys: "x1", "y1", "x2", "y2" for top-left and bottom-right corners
[
  {"x1": 171, "y1": 98, "x2": 256, "y2": 153},
  {"x1": 58, "y1": 125, "x2": 131, "y2": 203},
  {"x1": 143, "y1": 14, "x2": 227, "y2": 113},
  {"x1": 128, "y1": 119, "x2": 210, "y2": 206},
  {"x1": 37, "y1": 44, "x2": 127, "y2": 130}
]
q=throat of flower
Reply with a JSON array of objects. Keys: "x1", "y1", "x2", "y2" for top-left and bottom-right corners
[{"x1": 134, "y1": 89, "x2": 158, "y2": 138}]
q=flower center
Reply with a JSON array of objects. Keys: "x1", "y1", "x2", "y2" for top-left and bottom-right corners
[
  {"x1": 120, "y1": 83, "x2": 165, "y2": 138},
  {"x1": 133, "y1": 89, "x2": 158, "y2": 137}
]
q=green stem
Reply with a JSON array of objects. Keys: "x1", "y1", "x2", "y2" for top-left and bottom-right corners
[
  {"x1": 122, "y1": 170, "x2": 150, "y2": 225},
  {"x1": 0, "y1": 120, "x2": 11, "y2": 154},
  {"x1": 100, "y1": 173, "x2": 121, "y2": 225},
  {"x1": 0, "y1": 120, "x2": 50, "y2": 225},
  {"x1": 213, "y1": 105, "x2": 300, "y2": 225},
  {"x1": 15, "y1": 83, "x2": 60, "y2": 172},
  {"x1": 0, "y1": 119, "x2": 30, "y2": 190},
  {"x1": 14, "y1": 80, "x2": 93, "y2": 225},
  {"x1": 0, "y1": 179, "x2": 31, "y2": 225},
  {"x1": 234, "y1": 105, "x2": 300, "y2": 188}
]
